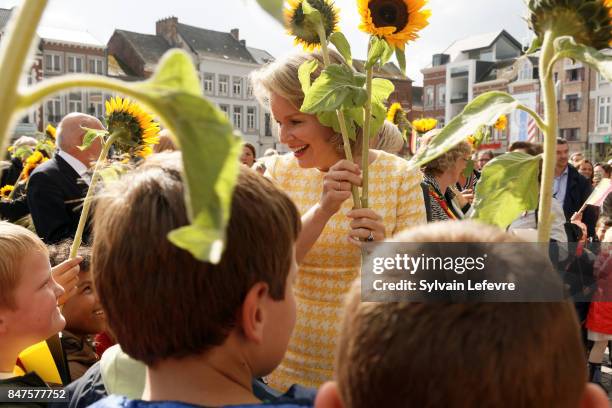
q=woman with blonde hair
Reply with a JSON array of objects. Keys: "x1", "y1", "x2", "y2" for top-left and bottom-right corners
[{"x1": 251, "y1": 50, "x2": 426, "y2": 390}]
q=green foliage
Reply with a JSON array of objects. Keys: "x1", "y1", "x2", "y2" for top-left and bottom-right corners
[
  {"x1": 298, "y1": 60, "x2": 319, "y2": 93},
  {"x1": 330, "y1": 32, "x2": 352, "y2": 66},
  {"x1": 472, "y1": 152, "x2": 542, "y2": 229},
  {"x1": 79, "y1": 127, "x2": 108, "y2": 151},
  {"x1": 11, "y1": 146, "x2": 33, "y2": 160},
  {"x1": 301, "y1": 64, "x2": 367, "y2": 113},
  {"x1": 395, "y1": 47, "x2": 406, "y2": 75},
  {"x1": 366, "y1": 36, "x2": 393, "y2": 69},
  {"x1": 409, "y1": 92, "x2": 535, "y2": 168},
  {"x1": 130, "y1": 50, "x2": 241, "y2": 264},
  {"x1": 553, "y1": 36, "x2": 612, "y2": 82}
]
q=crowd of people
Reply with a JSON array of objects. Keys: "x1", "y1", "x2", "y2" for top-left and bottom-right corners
[{"x1": 0, "y1": 49, "x2": 611, "y2": 407}]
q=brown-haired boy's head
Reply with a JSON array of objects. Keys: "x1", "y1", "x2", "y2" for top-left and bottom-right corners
[
  {"x1": 92, "y1": 152, "x2": 300, "y2": 376},
  {"x1": 0, "y1": 222, "x2": 65, "y2": 372},
  {"x1": 315, "y1": 221, "x2": 608, "y2": 408}
]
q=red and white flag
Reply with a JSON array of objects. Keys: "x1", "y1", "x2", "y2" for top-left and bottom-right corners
[{"x1": 527, "y1": 115, "x2": 538, "y2": 142}]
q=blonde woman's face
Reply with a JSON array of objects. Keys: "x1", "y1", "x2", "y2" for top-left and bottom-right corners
[{"x1": 270, "y1": 93, "x2": 341, "y2": 170}]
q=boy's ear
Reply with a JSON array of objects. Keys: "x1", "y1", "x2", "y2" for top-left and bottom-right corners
[
  {"x1": 240, "y1": 282, "x2": 269, "y2": 344},
  {"x1": 580, "y1": 383, "x2": 609, "y2": 408},
  {"x1": 315, "y1": 381, "x2": 344, "y2": 408}
]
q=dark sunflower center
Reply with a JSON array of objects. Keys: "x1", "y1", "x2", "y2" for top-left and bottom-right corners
[{"x1": 369, "y1": 0, "x2": 409, "y2": 32}]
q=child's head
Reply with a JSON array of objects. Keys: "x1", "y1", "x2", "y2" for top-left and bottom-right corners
[
  {"x1": 92, "y1": 152, "x2": 300, "y2": 376},
  {"x1": 316, "y1": 221, "x2": 608, "y2": 408},
  {"x1": 48, "y1": 241, "x2": 105, "y2": 336},
  {"x1": 0, "y1": 222, "x2": 65, "y2": 354}
]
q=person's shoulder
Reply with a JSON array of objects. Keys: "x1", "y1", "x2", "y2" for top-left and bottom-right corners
[
  {"x1": 29, "y1": 156, "x2": 60, "y2": 179},
  {"x1": 264, "y1": 153, "x2": 298, "y2": 180},
  {"x1": 372, "y1": 150, "x2": 420, "y2": 179}
]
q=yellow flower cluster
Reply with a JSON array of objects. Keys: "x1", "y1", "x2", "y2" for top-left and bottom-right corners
[
  {"x1": 105, "y1": 96, "x2": 160, "y2": 158},
  {"x1": 23, "y1": 151, "x2": 48, "y2": 180},
  {"x1": 386, "y1": 102, "x2": 404, "y2": 124},
  {"x1": 0, "y1": 184, "x2": 14, "y2": 199},
  {"x1": 494, "y1": 114, "x2": 507, "y2": 131},
  {"x1": 412, "y1": 117, "x2": 437, "y2": 134}
]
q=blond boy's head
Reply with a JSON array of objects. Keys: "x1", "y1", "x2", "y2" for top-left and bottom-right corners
[
  {"x1": 0, "y1": 222, "x2": 65, "y2": 361},
  {"x1": 316, "y1": 221, "x2": 608, "y2": 408}
]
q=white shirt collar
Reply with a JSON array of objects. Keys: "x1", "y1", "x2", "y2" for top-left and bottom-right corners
[{"x1": 57, "y1": 150, "x2": 89, "y2": 177}]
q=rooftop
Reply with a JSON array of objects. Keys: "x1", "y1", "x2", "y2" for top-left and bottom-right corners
[
  {"x1": 177, "y1": 23, "x2": 257, "y2": 63},
  {"x1": 442, "y1": 30, "x2": 522, "y2": 61},
  {"x1": 37, "y1": 26, "x2": 105, "y2": 48},
  {"x1": 248, "y1": 46, "x2": 274, "y2": 65},
  {"x1": 113, "y1": 29, "x2": 171, "y2": 65}
]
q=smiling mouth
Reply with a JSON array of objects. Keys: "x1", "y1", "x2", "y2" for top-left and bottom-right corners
[
  {"x1": 93, "y1": 309, "x2": 105, "y2": 317},
  {"x1": 292, "y1": 145, "x2": 309, "y2": 157}
]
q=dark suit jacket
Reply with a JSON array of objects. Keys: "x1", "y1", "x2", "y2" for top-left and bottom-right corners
[
  {"x1": 0, "y1": 156, "x2": 23, "y2": 187},
  {"x1": 27, "y1": 155, "x2": 89, "y2": 244},
  {"x1": 563, "y1": 164, "x2": 597, "y2": 238}
]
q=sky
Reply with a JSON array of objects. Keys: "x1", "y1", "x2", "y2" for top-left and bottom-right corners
[{"x1": 0, "y1": 0, "x2": 533, "y2": 85}]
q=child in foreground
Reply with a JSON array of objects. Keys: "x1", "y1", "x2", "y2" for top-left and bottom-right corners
[
  {"x1": 315, "y1": 221, "x2": 609, "y2": 408},
  {"x1": 90, "y1": 152, "x2": 307, "y2": 407}
]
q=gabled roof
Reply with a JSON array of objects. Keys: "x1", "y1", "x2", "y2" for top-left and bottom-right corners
[
  {"x1": 107, "y1": 54, "x2": 139, "y2": 80},
  {"x1": 0, "y1": 8, "x2": 12, "y2": 33},
  {"x1": 113, "y1": 29, "x2": 171, "y2": 65},
  {"x1": 443, "y1": 30, "x2": 522, "y2": 60},
  {"x1": 248, "y1": 46, "x2": 274, "y2": 65},
  {"x1": 177, "y1": 23, "x2": 257, "y2": 63},
  {"x1": 353, "y1": 60, "x2": 412, "y2": 81},
  {"x1": 38, "y1": 26, "x2": 104, "y2": 48}
]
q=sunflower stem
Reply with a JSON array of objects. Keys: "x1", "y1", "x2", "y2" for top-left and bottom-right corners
[
  {"x1": 316, "y1": 22, "x2": 361, "y2": 209},
  {"x1": 6, "y1": 172, "x2": 24, "y2": 200},
  {"x1": 0, "y1": 0, "x2": 47, "y2": 170},
  {"x1": 70, "y1": 132, "x2": 118, "y2": 258},
  {"x1": 361, "y1": 57, "x2": 374, "y2": 209},
  {"x1": 537, "y1": 29, "x2": 559, "y2": 243}
]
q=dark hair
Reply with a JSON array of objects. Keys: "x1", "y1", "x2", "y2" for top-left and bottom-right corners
[
  {"x1": 556, "y1": 137, "x2": 568, "y2": 145},
  {"x1": 508, "y1": 141, "x2": 538, "y2": 156},
  {"x1": 92, "y1": 152, "x2": 301, "y2": 365},
  {"x1": 48, "y1": 239, "x2": 91, "y2": 272}
]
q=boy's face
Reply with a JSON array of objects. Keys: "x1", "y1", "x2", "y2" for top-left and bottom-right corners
[
  {"x1": 61, "y1": 270, "x2": 106, "y2": 336},
  {"x1": 1, "y1": 250, "x2": 65, "y2": 346},
  {"x1": 258, "y1": 246, "x2": 298, "y2": 376}
]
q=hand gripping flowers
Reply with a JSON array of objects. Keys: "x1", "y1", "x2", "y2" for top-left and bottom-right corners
[{"x1": 70, "y1": 97, "x2": 160, "y2": 257}]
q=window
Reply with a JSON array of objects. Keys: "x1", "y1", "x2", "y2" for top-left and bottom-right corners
[
  {"x1": 436, "y1": 84, "x2": 445, "y2": 108},
  {"x1": 46, "y1": 98, "x2": 62, "y2": 123},
  {"x1": 88, "y1": 102, "x2": 104, "y2": 119},
  {"x1": 67, "y1": 56, "x2": 84, "y2": 73},
  {"x1": 219, "y1": 104, "x2": 229, "y2": 118},
  {"x1": 553, "y1": 72, "x2": 559, "y2": 83},
  {"x1": 247, "y1": 107, "x2": 256, "y2": 130},
  {"x1": 233, "y1": 106, "x2": 242, "y2": 129},
  {"x1": 203, "y1": 73, "x2": 214, "y2": 94},
  {"x1": 232, "y1": 77, "x2": 243, "y2": 97},
  {"x1": 45, "y1": 54, "x2": 62, "y2": 72},
  {"x1": 561, "y1": 128, "x2": 580, "y2": 141},
  {"x1": 247, "y1": 82, "x2": 254, "y2": 99},
  {"x1": 598, "y1": 72, "x2": 609, "y2": 85},
  {"x1": 566, "y1": 94, "x2": 581, "y2": 112},
  {"x1": 424, "y1": 86, "x2": 434, "y2": 108},
  {"x1": 518, "y1": 60, "x2": 532, "y2": 81},
  {"x1": 264, "y1": 113, "x2": 272, "y2": 136},
  {"x1": 218, "y1": 75, "x2": 229, "y2": 95},
  {"x1": 88, "y1": 59, "x2": 104, "y2": 74},
  {"x1": 598, "y1": 96, "x2": 611, "y2": 126},
  {"x1": 436, "y1": 117, "x2": 445, "y2": 129},
  {"x1": 566, "y1": 68, "x2": 583, "y2": 82},
  {"x1": 68, "y1": 92, "x2": 83, "y2": 112}
]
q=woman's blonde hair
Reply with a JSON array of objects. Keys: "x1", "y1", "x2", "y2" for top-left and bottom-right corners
[
  {"x1": 251, "y1": 49, "x2": 371, "y2": 156},
  {"x1": 422, "y1": 141, "x2": 472, "y2": 177}
]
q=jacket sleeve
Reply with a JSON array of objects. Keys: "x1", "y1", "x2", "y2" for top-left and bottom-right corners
[
  {"x1": 580, "y1": 179, "x2": 597, "y2": 238},
  {"x1": 27, "y1": 171, "x2": 73, "y2": 243}
]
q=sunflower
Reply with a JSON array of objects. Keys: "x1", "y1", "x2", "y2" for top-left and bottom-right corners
[
  {"x1": 528, "y1": 0, "x2": 612, "y2": 49},
  {"x1": 494, "y1": 115, "x2": 507, "y2": 131},
  {"x1": 386, "y1": 102, "x2": 404, "y2": 124},
  {"x1": 285, "y1": 0, "x2": 339, "y2": 51},
  {"x1": 412, "y1": 117, "x2": 437, "y2": 133},
  {"x1": 23, "y1": 151, "x2": 48, "y2": 180},
  {"x1": 45, "y1": 124, "x2": 56, "y2": 140},
  {"x1": 358, "y1": 0, "x2": 431, "y2": 50},
  {"x1": 105, "y1": 96, "x2": 160, "y2": 158},
  {"x1": 0, "y1": 185, "x2": 14, "y2": 199}
]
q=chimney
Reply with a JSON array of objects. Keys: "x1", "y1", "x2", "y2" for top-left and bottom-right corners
[
  {"x1": 230, "y1": 28, "x2": 239, "y2": 41},
  {"x1": 156, "y1": 16, "x2": 179, "y2": 46},
  {"x1": 240, "y1": 39, "x2": 246, "y2": 47}
]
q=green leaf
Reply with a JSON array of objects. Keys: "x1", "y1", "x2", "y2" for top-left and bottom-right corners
[
  {"x1": 369, "y1": 78, "x2": 395, "y2": 137},
  {"x1": 11, "y1": 146, "x2": 33, "y2": 160},
  {"x1": 553, "y1": 36, "x2": 612, "y2": 82},
  {"x1": 526, "y1": 37, "x2": 542, "y2": 55},
  {"x1": 471, "y1": 152, "x2": 542, "y2": 228},
  {"x1": 380, "y1": 42, "x2": 394, "y2": 66},
  {"x1": 462, "y1": 159, "x2": 474, "y2": 178},
  {"x1": 301, "y1": 0, "x2": 324, "y2": 31},
  {"x1": 254, "y1": 0, "x2": 284, "y2": 24},
  {"x1": 409, "y1": 91, "x2": 522, "y2": 168},
  {"x1": 298, "y1": 60, "x2": 319, "y2": 94},
  {"x1": 301, "y1": 64, "x2": 368, "y2": 113},
  {"x1": 395, "y1": 47, "x2": 406, "y2": 75},
  {"x1": 78, "y1": 127, "x2": 108, "y2": 151},
  {"x1": 132, "y1": 50, "x2": 242, "y2": 263},
  {"x1": 371, "y1": 78, "x2": 394, "y2": 103},
  {"x1": 330, "y1": 32, "x2": 352, "y2": 66},
  {"x1": 317, "y1": 108, "x2": 362, "y2": 141}
]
